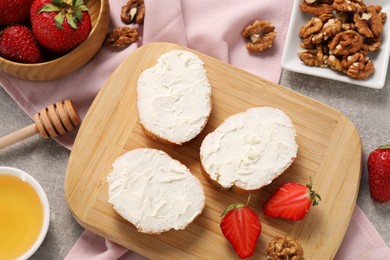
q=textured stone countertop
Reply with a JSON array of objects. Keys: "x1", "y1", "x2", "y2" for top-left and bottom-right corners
[{"x1": 1, "y1": 68, "x2": 389, "y2": 259}]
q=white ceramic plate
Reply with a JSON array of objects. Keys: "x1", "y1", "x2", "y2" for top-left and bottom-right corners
[{"x1": 282, "y1": 0, "x2": 390, "y2": 89}]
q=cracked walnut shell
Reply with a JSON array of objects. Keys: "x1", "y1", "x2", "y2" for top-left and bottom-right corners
[
  {"x1": 242, "y1": 20, "x2": 277, "y2": 52},
  {"x1": 266, "y1": 235, "x2": 304, "y2": 260},
  {"x1": 121, "y1": 0, "x2": 145, "y2": 25}
]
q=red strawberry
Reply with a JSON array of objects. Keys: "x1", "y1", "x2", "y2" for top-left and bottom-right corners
[
  {"x1": 367, "y1": 144, "x2": 390, "y2": 203},
  {"x1": 263, "y1": 179, "x2": 321, "y2": 221},
  {"x1": 0, "y1": 0, "x2": 33, "y2": 25},
  {"x1": 30, "y1": 0, "x2": 92, "y2": 53},
  {"x1": 0, "y1": 24, "x2": 43, "y2": 63},
  {"x1": 220, "y1": 197, "x2": 261, "y2": 258}
]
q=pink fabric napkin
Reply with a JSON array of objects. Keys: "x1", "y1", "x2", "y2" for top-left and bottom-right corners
[{"x1": 0, "y1": 0, "x2": 389, "y2": 259}]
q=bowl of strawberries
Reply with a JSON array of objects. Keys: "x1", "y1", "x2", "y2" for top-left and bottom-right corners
[{"x1": 0, "y1": 0, "x2": 110, "y2": 81}]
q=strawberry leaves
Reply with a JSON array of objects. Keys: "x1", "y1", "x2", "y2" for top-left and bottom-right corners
[{"x1": 37, "y1": 0, "x2": 88, "y2": 29}]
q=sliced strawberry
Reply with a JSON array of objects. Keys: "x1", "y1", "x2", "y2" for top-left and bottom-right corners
[
  {"x1": 263, "y1": 179, "x2": 321, "y2": 221},
  {"x1": 220, "y1": 197, "x2": 261, "y2": 258}
]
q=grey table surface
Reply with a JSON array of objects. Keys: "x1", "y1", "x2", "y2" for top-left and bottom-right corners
[{"x1": 1, "y1": 68, "x2": 390, "y2": 259}]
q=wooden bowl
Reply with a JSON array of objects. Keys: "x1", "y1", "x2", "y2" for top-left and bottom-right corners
[{"x1": 0, "y1": 0, "x2": 110, "y2": 81}]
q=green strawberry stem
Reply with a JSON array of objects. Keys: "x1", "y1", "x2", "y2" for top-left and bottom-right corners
[
  {"x1": 378, "y1": 144, "x2": 390, "y2": 149},
  {"x1": 38, "y1": 0, "x2": 89, "y2": 30},
  {"x1": 307, "y1": 177, "x2": 321, "y2": 206},
  {"x1": 221, "y1": 194, "x2": 252, "y2": 218}
]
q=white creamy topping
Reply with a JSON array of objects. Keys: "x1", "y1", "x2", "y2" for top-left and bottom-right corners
[
  {"x1": 137, "y1": 50, "x2": 212, "y2": 145},
  {"x1": 200, "y1": 107, "x2": 298, "y2": 190},
  {"x1": 106, "y1": 148, "x2": 205, "y2": 233}
]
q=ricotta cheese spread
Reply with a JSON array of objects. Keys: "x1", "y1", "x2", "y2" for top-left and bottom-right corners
[
  {"x1": 137, "y1": 50, "x2": 212, "y2": 145},
  {"x1": 200, "y1": 107, "x2": 298, "y2": 191},
  {"x1": 107, "y1": 148, "x2": 205, "y2": 233}
]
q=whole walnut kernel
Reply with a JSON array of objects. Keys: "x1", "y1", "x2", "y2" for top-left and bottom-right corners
[
  {"x1": 242, "y1": 20, "x2": 277, "y2": 52},
  {"x1": 266, "y1": 235, "x2": 304, "y2": 260},
  {"x1": 121, "y1": 0, "x2": 145, "y2": 25}
]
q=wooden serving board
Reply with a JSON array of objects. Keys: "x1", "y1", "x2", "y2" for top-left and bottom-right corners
[{"x1": 65, "y1": 42, "x2": 362, "y2": 259}]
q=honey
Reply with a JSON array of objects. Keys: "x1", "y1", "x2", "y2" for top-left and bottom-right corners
[{"x1": 0, "y1": 175, "x2": 43, "y2": 259}]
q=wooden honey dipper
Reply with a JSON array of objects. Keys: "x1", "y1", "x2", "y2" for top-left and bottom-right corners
[{"x1": 0, "y1": 99, "x2": 81, "y2": 149}]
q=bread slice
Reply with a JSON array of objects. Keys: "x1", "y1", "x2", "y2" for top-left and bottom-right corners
[
  {"x1": 137, "y1": 50, "x2": 212, "y2": 146},
  {"x1": 106, "y1": 148, "x2": 205, "y2": 234},
  {"x1": 200, "y1": 106, "x2": 298, "y2": 193}
]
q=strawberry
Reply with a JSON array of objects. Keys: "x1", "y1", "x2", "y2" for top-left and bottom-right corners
[
  {"x1": 220, "y1": 196, "x2": 261, "y2": 258},
  {"x1": 30, "y1": 0, "x2": 91, "y2": 53},
  {"x1": 367, "y1": 144, "x2": 390, "y2": 203},
  {"x1": 0, "y1": 24, "x2": 43, "y2": 63},
  {"x1": 263, "y1": 179, "x2": 321, "y2": 221},
  {"x1": 0, "y1": 0, "x2": 33, "y2": 25}
]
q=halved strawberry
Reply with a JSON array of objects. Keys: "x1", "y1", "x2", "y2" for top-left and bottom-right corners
[
  {"x1": 263, "y1": 179, "x2": 321, "y2": 221},
  {"x1": 220, "y1": 196, "x2": 261, "y2": 258}
]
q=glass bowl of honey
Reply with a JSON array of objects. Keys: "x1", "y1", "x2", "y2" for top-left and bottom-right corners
[{"x1": 0, "y1": 166, "x2": 50, "y2": 259}]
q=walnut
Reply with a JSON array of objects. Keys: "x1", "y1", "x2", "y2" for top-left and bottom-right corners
[
  {"x1": 354, "y1": 5, "x2": 386, "y2": 39},
  {"x1": 299, "y1": 17, "x2": 323, "y2": 38},
  {"x1": 327, "y1": 55, "x2": 345, "y2": 72},
  {"x1": 328, "y1": 30, "x2": 363, "y2": 56},
  {"x1": 339, "y1": 52, "x2": 374, "y2": 79},
  {"x1": 299, "y1": 2, "x2": 334, "y2": 17},
  {"x1": 332, "y1": 0, "x2": 367, "y2": 13},
  {"x1": 322, "y1": 18, "x2": 342, "y2": 40},
  {"x1": 335, "y1": 11, "x2": 357, "y2": 30},
  {"x1": 345, "y1": 59, "x2": 375, "y2": 79},
  {"x1": 242, "y1": 20, "x2": 277, "y2": 52},
  {"x1": 297, "y1": 0, "x2": 386, "y2": 80},
  {"x1": 299, "y1": 17, "x2": 323, "y2": 45},
  {"x1": 304, "y1": 0, "x2": 335, "y2": 3},
  {"x1": 121, "y1": 0, "x2": 145, "y2": 25},
  {"x1": 266, "y1": 235, "x2": 304, "y2": 260},
  {"x1": 362, "y1": 37, "x2": 381, "y2": 52},
  {"x1": 340, "y1": 51, "x2": 367, "y2": 68},
  {"x1": 104, "y1": 26, "x2": 139, "y2": 47},
  {"x1": 298, "y1": 46, "x2": 329, "y2": 67}
]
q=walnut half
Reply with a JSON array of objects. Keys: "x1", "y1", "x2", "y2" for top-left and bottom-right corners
[
  {"x1": 104, "y1": 27, "x2": 139, "y2": 47},
  {"x1": 266, "y1": 235, "x2": 304, "y2": 260},
  {"x1": 242, "y1": 20, "x2": 277, "y2": 52}
]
